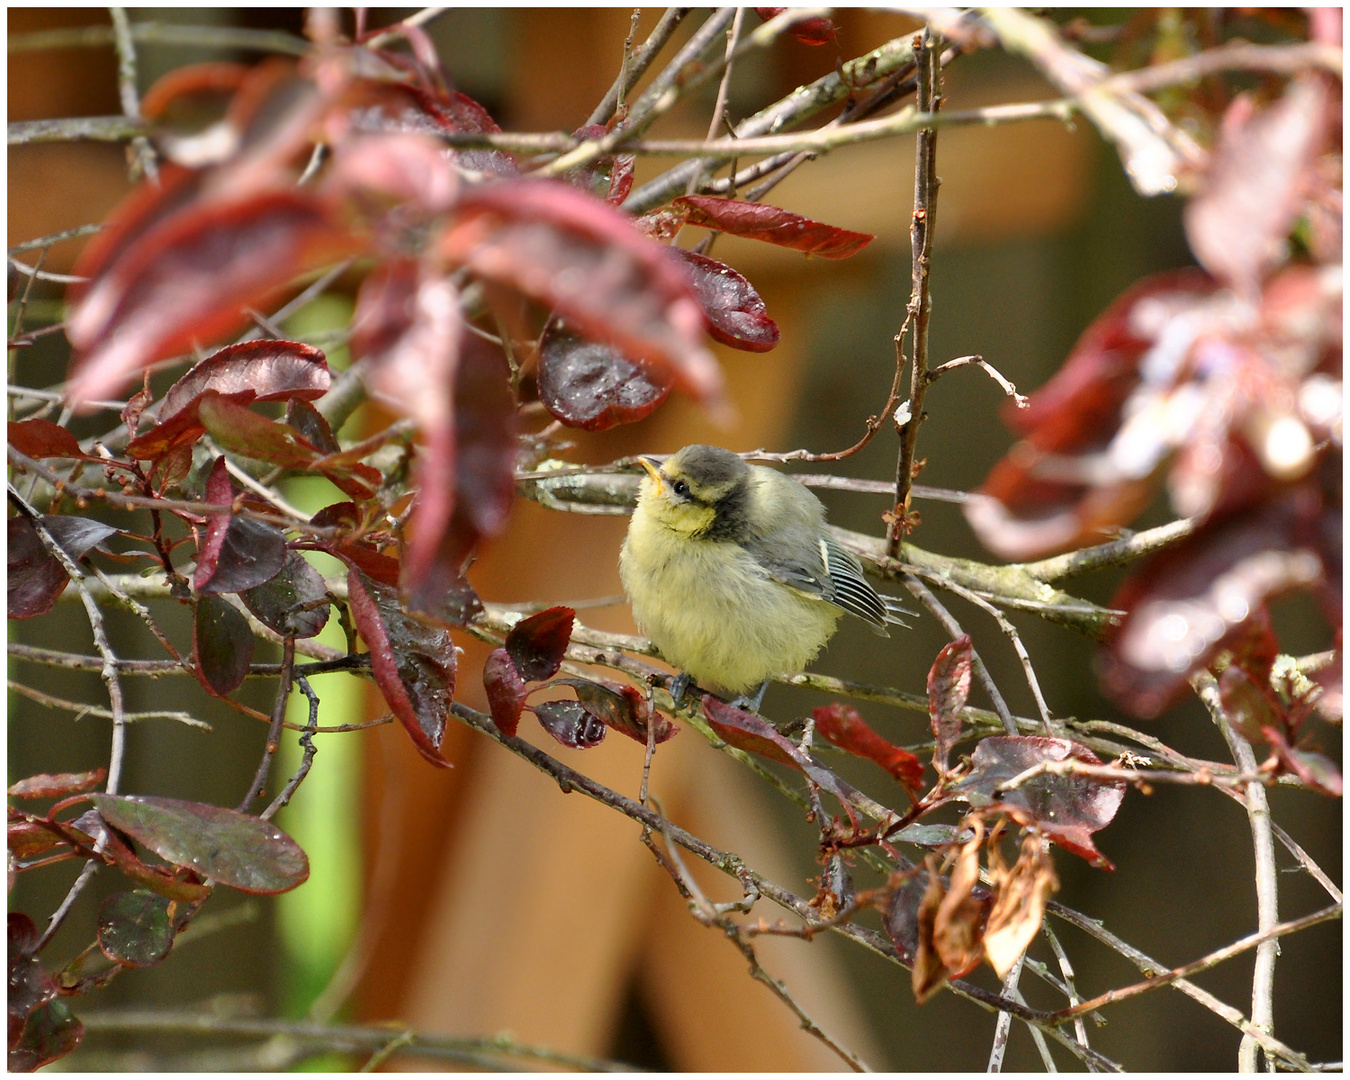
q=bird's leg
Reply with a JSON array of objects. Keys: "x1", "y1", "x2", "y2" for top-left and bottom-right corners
[
  {"x1": 667, "y1": 671, "x2": 692, "y2": 708},
  {"x1": 728, "y1": 678, "x2": 771, "y2": 714}
]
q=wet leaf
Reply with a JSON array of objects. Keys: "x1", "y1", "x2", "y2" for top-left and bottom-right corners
[
  {"x1": 7, "y1": 515, "x2": 120, "y2": 619},
  {"x1": 529, "y1": 699, "x2": 606, "y2": 750},
  {"x1": 241, "y1": 551, "x2": 330, "y2": 638},
  {"x1": 983, "y1": 834, "x2": 1059, "y2": 978},
  {"x1": 6, "y1": 419, "x2": 87, "y2": 461},
  {"x1": 345, "y1": 567, "x2": 456, "y2": 767},
  {"x1": 66, "y1": 190, "x2": 360, "y2": 406},
  {"x1": 8, "y1": 913, "x2": 55, "y2": 1037},
  {"x1": 96, "y1": 891, "x2": 175, "y2": 968},
  {"x1": 67, "y1": 810, "x2": 210, "y2": 903},
  {"x1": 672, "y1": 248, "x2": 779, "y2": 353},
  {"x1": 928, "y1": 635, "x2": 972, "y2": 778},
  {"x1": 193, "y1": 456, "x2": 287, "y2": 595},
  {"x1": 441, "y1": 178, "x2": 724, "y2": 407},
  {"x1": 505, "y1": 606, "x2": 575, "y2": 682},
  {"x1": 193, "y1": 594, "x2": 255, "y2": 697},
  {"x1": 482, "y1": 647, "x2": 528, "y2": 737},
  {"x1": 813, "y1": 703, "x2": 923, "y2": 792},
  {"x1": 672, "y1": 196, "x2": 873, "y2": 259},
  {"x1": 8, "y1": 769, "x2": 108, "y2": 800},
  {"x1": 88, "y1": 794, "x2": 309, "y2": 894},
  {"x1": 8, "y1": 998, "x2": 82, "y2": 1071},
  {"x1": 956, "y1": 736, "x2": 1125, "y2": 868},
  {"x1": 537, "y1": 322, "x2": 673, "y2": 431},
  {"x1": 553, "y1": 677, "x2": 677, "y2": 745}
]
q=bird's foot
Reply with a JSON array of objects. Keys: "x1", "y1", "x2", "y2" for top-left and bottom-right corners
[
  {"x1": 667, "y1": 671, "x2": 692, "y2": 708},
  {"x1": 728, "y1": 678, "x2": 771, "y2": 714}
]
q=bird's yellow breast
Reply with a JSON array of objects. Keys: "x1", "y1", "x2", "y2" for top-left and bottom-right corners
[{"x1": 620, "y1": 500, "x2": 840, "y2": 694}]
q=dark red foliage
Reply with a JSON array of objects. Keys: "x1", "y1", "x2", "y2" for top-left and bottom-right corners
[
  {"x1": 537, "y1": 322, "x2": 673, "y2": 431},
  {"x1": 927, "y1": 636, "x2": 973, "y2": 778},
  {"x1": 8, "y1": 913, "x2": 83, "y2": 1071},
  {"x1": 813, "y1": 703, "x2": 924, "y2": 792},
  {"x1": 505, "y1": 606, "x2": 575, "y2": 682},
  {"x1": 529, "y1": 700, "x2": 607, "y2": 750},
  {"x1": 7, "y1": 770, "x2": 107, "y2": 800},
  {"x1": 672, "y1": 248, "x2": 780, "y2": 352},
  {"x1": 755, "y1": 7, "x2": 837, "y2": 45},
  {"x1": 158, "y1": 340, "x2": 330, "y2": 419},
  {"x1": 956, "y1": 736, "x2": 1125, "y2": 868},
  {"x1": 7, "y1": 516, "x2": 119, "y2": 619},
  {"x1": 6, "y1": 419, "x2": 88, "y2": 461},
  {"x1": 482, "y1": 647, "x2": 528, "y2": 737},
  {"x1": 192, "y1": 457, "x2": 287, "y2": 596},
  {"x1": 345, "y1": 566, "x2": 457, "y2": 767},
  {"x1": 671, "y1": 196, "x2": 873, "y2": 259},
  {"x1": 553, "y1": 677, "x2": 678, "y2": 745},
  {"x1": 97, "y1": 891, "x2": 176, "y2": 968},
  {"x1": 241, "y1": 551, "x2": 331, "y2": 639},
  {"x1": 192, "y1": 594, "x2": 255, "y2": 697},
  {"x1": 442, "y1": 179, "x2": 725, "y2": 406},
  {"x1": 87, "y1": 794, "x2": 309, "y2": 894}
]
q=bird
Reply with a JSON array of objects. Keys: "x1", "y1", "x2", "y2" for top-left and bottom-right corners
[{"x1": 620, "y1": 444, "x2": 910, "y2": 712}]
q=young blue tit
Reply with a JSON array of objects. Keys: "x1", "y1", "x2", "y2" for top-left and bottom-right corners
[{"x1": 620, "y1": 444, "x2": 909, "y2": 711}]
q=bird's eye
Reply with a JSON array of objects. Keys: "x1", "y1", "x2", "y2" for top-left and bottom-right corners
[{"x1": 672, "y1": 479, "x2": 690, "y2": 498}]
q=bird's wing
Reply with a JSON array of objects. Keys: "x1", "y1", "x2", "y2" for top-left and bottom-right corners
[
  {"x1": 743, "y1": 531, "x2": 891, "y2": 635},
  {"x1": 819, "y1": 532, "x2": 890, "y2": 634}
]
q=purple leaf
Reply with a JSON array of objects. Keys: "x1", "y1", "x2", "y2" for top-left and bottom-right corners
[
  {"x1": 505, "y1": 606, "x2": 575, "y2": 682},
  {"x1": 672, "y1": 248, "x2": 779, "y2": 352},
  {"x1": 529, "y1": 699, "x2": 606, "y2": 749},
  {"x1": 97, "y1": 890, "x2": 175, "y2": 968},
  {"x1": 7, "y1": 515, "x2": 120, "y2": 619},
  {"x1": 240, "y1": 551, "x2": 331, "y2": 638},
  {"x1": 192, "y1": 594, "x2": 255, "y2": 697},
  {"x1": 537, "y1": 322, "x2": 673, "y2": 431}
]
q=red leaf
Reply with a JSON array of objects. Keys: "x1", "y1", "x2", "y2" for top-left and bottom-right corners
[
  {"x1": 345, "y1": 566, "x2": 456, "y2": 767},
  {"x1": 7, "y1": 769, "x2": 108, "y2": 800},
  {"x1": 956, "y1": 736, "x2": 1125, "y2": 868},
  {"x1": 505, "y1": 606, "x2": 575, "y2": 682},
  {"x1": 755, "y1": 7, "x2": 837, "y2": 45},
  {"x1": 401, "y1": 331, "x2": 516, "y2": 625},
  {"x1": 529, "y1": 699, "x2": 607, "y2": 749},
  {"x1": 1100, "y1": 493, "x2": 1325, "y2": 718},
  {"x1": 813, "y1": 703, "x2": 924, "y2": 792},
  {"x1": 7, "y1": 419, "x2": 87, "y2": 461},
  {"x1": 241, "y1": 551, "x2": 331, "y2": 638},
  {"x1": 482, "y1": 647, "x2": 527, "y2": 737},
  {"x1": 537, "y1": 322, "x2": 673, "y2": 431},
  {"x1": 192, "y1": 594, "x2": 255, "y2": 697},
  {"x1": 672, "y1": 248, "x2": 780, "y2": 352},
  {"x1": 88, "y1": 793, "x2": 308, "y2": 894},
  {"x1": 967, "y1": 271, "x2": 1223, "y2": 558},
  {"x1": 703, "y1": 696, "x2": 864, "y2": 823},
  {"x1": 353, "y1": 260, "x2": 462, "y2": 587},
  {"x1": 553, "y1": 677, "x2": 678, "y2": 745},
  {"x1": 160, "y1": 340, "x2": 330, "y2": 419},
  {"x1": 65, "y1": 190, "x2": 360, "y2": 406},
  {"x1": 441, "y1": 178, "x2": 725, "y2": 408},
  {"x1": 323, "y1": 131, "x2": 460, "y2": 218},
  {"x1": 672, "y1": 196, "x2": 873, "y2": 259},
  {"x1": 8, "y1": 515, "x2": 120, "y2": 619},
  {"x1": 196, "y1": 392, "x2": 327, "y2": 470},
  {"x1": 1185, "y1": 78, "x2": 1330, "y2": 295},
  {"x1": 928, "y1": 635, "x2": 973, "y2": 778},
  {"x1": 97, "y1": 891, "x2": 176, "y2": 968}
]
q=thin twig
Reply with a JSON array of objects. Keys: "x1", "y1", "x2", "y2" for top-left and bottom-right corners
[
  {"x1": 262, "y1": 675, "x2": 319, "y2": 821},
  {"x1": 1042, "y1": 922, "x2": 1092, "y2": 1063},
  {"x1": 586, "y1": 7, "x2": 690, "y2": 127},
  {"x1": 927, "y1": 353, "x2": 1029, "y2": 408},
  {"x1": 108, "y1": 7, "x2": 157, "y2": 180},
  {"x1": 6, "y1": 681, "x2": 209, "y2": 729},
  {"x1": 1196, "y1": 671, "x2": 1281, "y2": 1071},
  {"x1": 238, "y1": 637, "x2": 296, "y2": 812},
  {"x1": 987, "y1": 951, "x2": 1024, "y2": 1072},
  {"x1": 888, "y1": 29, "x2": 941, "y2": 559}
]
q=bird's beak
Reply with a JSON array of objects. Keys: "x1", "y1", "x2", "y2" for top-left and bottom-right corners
[{"x1": 639, "y1": 456, "x2": 663, "y2": 491}]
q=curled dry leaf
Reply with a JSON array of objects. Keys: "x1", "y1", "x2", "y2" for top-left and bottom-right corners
[
  {"x1": 927, "y1": 635, "x2": 972, "y2": 778},
  {"x1": 983, "y1": 833, "x2": 1059, "y2": 979}
]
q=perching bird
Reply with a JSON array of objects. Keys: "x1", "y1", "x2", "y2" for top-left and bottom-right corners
[{"x1": 620, "y1": 444, "x2": 910, "y2": 711}]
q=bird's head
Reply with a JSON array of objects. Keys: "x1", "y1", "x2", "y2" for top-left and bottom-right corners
[{"x1": 637, "y1": 444, "x2": 750, "y2": 538}]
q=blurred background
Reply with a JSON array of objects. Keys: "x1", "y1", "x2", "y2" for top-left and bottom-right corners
[{"x1": 9, "y1": 7, "x2": 1341, "y2": 1070}]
